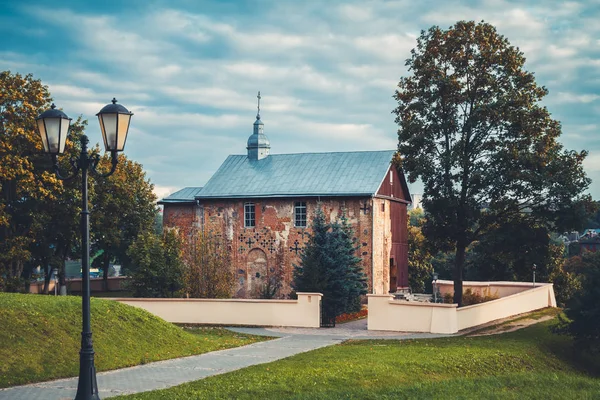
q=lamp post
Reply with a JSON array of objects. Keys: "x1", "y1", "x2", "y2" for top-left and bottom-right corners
[
  {"x1": 433, "y1": 271, "x2": 439, "y2": 303},
  {"x1": 52, "y1": 268, "x2": 58, "y2": 296},
  {"x1": 36, "y1": 98, "x2": 133, "y2": 400},
  {"x1": 533, "y1": 264, "x2": 537, "y2": 288}
]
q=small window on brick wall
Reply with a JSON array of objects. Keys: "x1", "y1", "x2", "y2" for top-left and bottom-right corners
[
  {"x1": 294, "y1": 201, "x2": 307, "y2": 228},
  {"x1": 244, "y1": 202, "x2": 255, "y2": 228}
]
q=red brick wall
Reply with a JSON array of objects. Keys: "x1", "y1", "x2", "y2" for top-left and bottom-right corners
[
  {"x1": 164, "y1": 197, "x2": 376, "y2": 298},
  {"x1": 377, "y1": 165, "x2": 409, "y2": 291}
]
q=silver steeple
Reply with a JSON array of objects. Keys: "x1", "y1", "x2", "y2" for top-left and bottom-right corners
[{"x1": 247, "y1": 91, "x2": 270, "y2": 160}]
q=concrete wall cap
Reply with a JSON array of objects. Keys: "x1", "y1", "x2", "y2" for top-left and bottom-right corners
[
  {"x1": 388, "y1": 300, "x2": 458, "y2": 308},
  {"x1": 108, "y1": 298, "x2": 300, "y2": 304},
  {"x1": 435, "y1": 279, "x2": 552, "y2": 288}
]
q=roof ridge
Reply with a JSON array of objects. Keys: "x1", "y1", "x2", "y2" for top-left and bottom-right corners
[{"x1": 228, "y1": 149, "x2": 395, "y2": 157}]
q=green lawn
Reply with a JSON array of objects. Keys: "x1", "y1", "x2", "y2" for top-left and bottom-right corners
[
  {"x1": 114, "y1": 318, "x2": 600, "y2": 399},
  {"x1": 0, "y1": 293, "x2": 268, "y2": 388}
]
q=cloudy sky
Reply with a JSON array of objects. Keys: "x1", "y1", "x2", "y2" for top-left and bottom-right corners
[{"x1": 1, "y1": 0, "x2": 598, "y2": 200}]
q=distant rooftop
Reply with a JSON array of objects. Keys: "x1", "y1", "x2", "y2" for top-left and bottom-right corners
[
  {"x1": 158, "y1": 187, "x2": 203, "y2": 204},
  {"x1": 196, "y1": 150, "x2": 397, "y2": 199}
]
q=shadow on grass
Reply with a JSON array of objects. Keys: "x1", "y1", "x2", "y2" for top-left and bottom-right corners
[{"x1": 509, "y1": 317, "x2": 600, "y2": 377}]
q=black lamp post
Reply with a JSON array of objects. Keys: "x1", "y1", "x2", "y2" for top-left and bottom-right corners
[
  {"x1": 36, "y1": 98, "x2": 133, "y2": 400},
  {"x1": 432, "y1": 271, "x2": 439, "y2": 303}
]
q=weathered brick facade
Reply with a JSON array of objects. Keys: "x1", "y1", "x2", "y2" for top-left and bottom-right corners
[{"x1": 162, "y1": 166, "x2": 409, "y2": 298}]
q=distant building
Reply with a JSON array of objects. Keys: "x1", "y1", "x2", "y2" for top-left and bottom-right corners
[
  {"x1": 578, "y1": 229, "x2": 600, "y2": 253},
  {"x1": 160, "y1": 93, "x2": 412, "y2": 297},
  {"x1": 409, "y1": 194, "x2": 422, "y2": 210}
]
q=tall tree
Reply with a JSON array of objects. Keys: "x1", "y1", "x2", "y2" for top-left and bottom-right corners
[
  {"x1": 294, "y1": 206, "x2": 367, "y2": 323},
  {"x1": 91, "y1": 153, "x2": 157, "y2": 290},
  {"x1": 393, "y1": 21, "x2": 590, "y2": 305},
  {"x1": 337, "y1": 211, "x2": 367, "y2": 313},
  {"x1": 292, "y1": 205, "x2": 329, "y2": 296},
  {"x1": 0, "y1": 71, "x2": 63, "y2": 291},
  {"x1": 28, "y1": 119, "x2": 85, "y2": 294},
  {"x1": 563, "y1": 251, "x2": 600, "y2": 358}
]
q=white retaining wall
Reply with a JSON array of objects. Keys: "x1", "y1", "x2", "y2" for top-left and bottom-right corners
[
  {"x1": 111, "y1": 292, "x2": 322, "y2": 328},
  {"x1": 368, "y1": 282, "x2": 556, "y2": 334}
]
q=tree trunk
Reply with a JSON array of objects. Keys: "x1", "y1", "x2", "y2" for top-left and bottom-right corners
[
  {"x1": 43, "y1": 262, "x2": 50, "y2": 295},
  {"x1": 453, "y1": 240, "x2": 466, "y2": 306},
  {"x1": 58, "y1": 264, "x2": 67, "y2": 296},
  {"x1": 58, "y1": 245, "x2": 69, "y2": 295},
  {"x1": 102, "y1": 253, "x2": 110, "y2": 292}
]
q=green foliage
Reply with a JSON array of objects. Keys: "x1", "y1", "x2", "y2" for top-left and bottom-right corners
[
  {"x1": 464, "y1": 216, "x2": 580, "y2": 306},
  {"x1": 0, "y1": 70, "x2": 158, "y2": 293},
  {"x1": 408, "y1": 208, "x2": 425, "y2": 227},
  {"x1": 292, "y1": 205, "x2": 329, "y2": 294},
  {"x1": 582, "y1": 201, "x2": 600, "y2": 230},
  {"x1": 0, "y1": 292, "x2": 267, "y2": 388},
  {"x1": 393, "y1": 21, "x2": 590, "y2": 305},
  {"x1": 407, "y1": 222, "x2": 433, "y2": 293},
  {"x1": 563, "y1": 251, "x2": 600, "y2": 354},
  {"x1": 91, "y1": 153, "x2": 157, "y2": 284},
  {"x1": 183, "y1": 230, "x2": 235, "y2": 299},
  {"x1": 293, "y1": 205, "x2": 367, "y2": 320},
  {"x1": 466, "y1": 219, "x2": 555, "y2": 282},
  {"x1": 0, "y1": 71, "x2": 59, "y2": 290},
  {"x1": 154, "y1": 209, "x2": 163, "y2": 234},
  {"x1": 28, "y1": 119, "x2": 86, "y2": 293},
  {"x1": 461, "y1": 288, "x2": 499, "y2": 306},
  {"x1": 113, "y1": 318, "x2": 600, "y2": 399},
  {"x1": 127, "y1": 230, "x2": 184, "y2": 298},
  {"x1": 332, "y1": 212, "x2": 368, "y2": 313}
]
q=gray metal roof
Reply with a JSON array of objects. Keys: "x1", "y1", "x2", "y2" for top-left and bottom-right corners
[
  {"x1": 158, "y1": 187, "x2": 203, "y2": 204},
  {"x1": 196, "y1": 150, "x2": 396, "y2": 199}
]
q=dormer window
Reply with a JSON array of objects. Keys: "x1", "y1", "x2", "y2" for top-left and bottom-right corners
[
  {"x1": 294, "y1": 201, "x2": 307, "y2": 228},
  {"x1": 244, "y1": 202, "x2": 255, "y2": 227}
]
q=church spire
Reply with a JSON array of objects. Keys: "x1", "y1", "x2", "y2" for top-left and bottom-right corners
[
  {"x1": 256, "y1": 91, "x2": 261, "y2": 120},
  {"x1": 247, "y1": 91, "x2": 270, "y2": 160}
]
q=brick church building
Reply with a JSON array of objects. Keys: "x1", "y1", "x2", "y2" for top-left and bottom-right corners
[{"x1": 160, "y1": 95, "x2": 411, "y2": 298}]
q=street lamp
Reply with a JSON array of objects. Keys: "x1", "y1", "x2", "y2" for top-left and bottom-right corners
[
  {"x1": 433, "y1": 271, "x2": 439, "y2": 303},
  {"x1": 532, "y1": 264, "x2": 537, "y2": 288},
  {"x1": 36, "y1": 98, "x2": 133, "y2": 400}
]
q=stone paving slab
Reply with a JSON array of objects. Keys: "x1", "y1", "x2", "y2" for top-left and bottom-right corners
[
  {"x1": 0, "y1": 336, "x2": 342, "y2": 400},
  {"x1": 230, "y1": 319, "x2": 455, "y2": 340}
]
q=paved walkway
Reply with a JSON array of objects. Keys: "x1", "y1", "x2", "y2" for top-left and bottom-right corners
[{"x1": 0, "y1": 320, "x2": 449, "y2": 400}]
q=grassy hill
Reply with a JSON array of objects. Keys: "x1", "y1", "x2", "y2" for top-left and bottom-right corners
[
  {"x1": 0, "y1": 293, "x2": 266, "y2": 388},
  {"x1": 115, "y1": 317, "x2": 600, "y2": 399}
]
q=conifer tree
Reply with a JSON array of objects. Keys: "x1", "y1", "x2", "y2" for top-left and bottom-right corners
[
  {"x1": 338, "y1": 211, "x2": 367, "y2": 313},
  {"x1": 293, "y1": 205, "x2": 367, "y2": 323},
  {"x1": 292, "y1": 205, "x2": 329, "y2": 295}
]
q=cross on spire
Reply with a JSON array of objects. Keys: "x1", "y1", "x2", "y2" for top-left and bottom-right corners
[{"x1": 256, "y1": 91, "x2": 261, "y2": 119}]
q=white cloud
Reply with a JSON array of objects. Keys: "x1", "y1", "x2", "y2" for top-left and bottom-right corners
[
  {"x1": 10, "y1": 0, "x2": 599, "y2": 199},
  {"x1": 153, "y1": 185, "x2": 179, "y2": 200},
  {"x1": 553, "y1": 92, "x2": 600, "y2": 104},
  {"x1": 584, "y1": 152, "x2": 600, "y2": 172}
]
